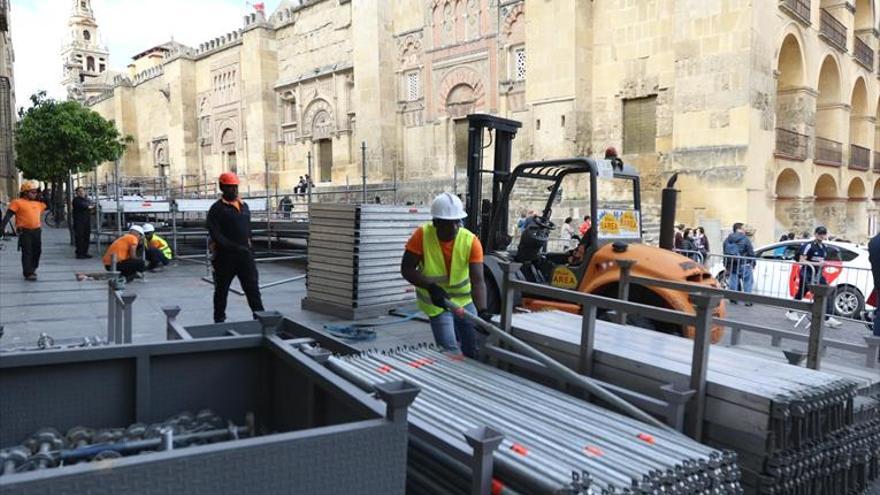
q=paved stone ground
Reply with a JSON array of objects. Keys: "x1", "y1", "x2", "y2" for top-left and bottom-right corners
[
  {"x1": 0, "y1": 227, "x2": 431, "y2": 350},
  {"x1": 3, "y1": 227, "x2": 877, "y2": 369}
]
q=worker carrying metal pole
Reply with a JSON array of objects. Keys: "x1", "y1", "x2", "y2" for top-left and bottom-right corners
[
  {"x1": 0, "y1": 181, "x2": 48, "y2": 281},
  {"x1": 400, "y1": 192, "x2": 491, "y2": 358},
  {"x1": 207, "y1": 172, "x2": 265, "y2": 323}
]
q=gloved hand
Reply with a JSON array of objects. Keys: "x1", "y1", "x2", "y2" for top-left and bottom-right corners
[
  {"x1": 478, "y1": 310, "x2": 495, "y2": 325},
  {"x1": 426, "y1": 283, "x2": 448, "y2": 308}
]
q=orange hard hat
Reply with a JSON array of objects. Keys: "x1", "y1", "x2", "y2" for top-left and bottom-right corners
[{"x1": 218, "y1": 172, "x2": 240, "y2": 186}]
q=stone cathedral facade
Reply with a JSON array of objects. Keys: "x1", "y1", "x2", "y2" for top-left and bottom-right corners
[{"x1": 70, "y1": 0, "x2": 880, "y2": 245}]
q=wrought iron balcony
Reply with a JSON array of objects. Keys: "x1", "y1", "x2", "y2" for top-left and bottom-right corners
[
  {"x1": 779, "y1": 0, "x2": 811, "y2": 25},
  {"x1": 850, "y1": 144, "x2": 870, "y2": 170},
  {"x1": 815, "y1": 137, "x2": 843, "y2": 166},
  {"x1": 820, "y1": 9, "x2": 847, "y2": 52},
  {"x1": 874, "y1": 151, "x2": 880, "y2": 173},
  {"x1": 775, "y1": 128, "x2": 809, "y2": 160},
  {"x1": 0, "y1": 0, "x2": 7, "y2": 32},
  {"x1": 855, "y1": 38, "x2": 874, "y2": 70}
]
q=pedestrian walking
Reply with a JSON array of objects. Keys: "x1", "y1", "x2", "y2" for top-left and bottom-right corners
[
  {"x1": 560, "y1": 217, "x2": 577, "y2": 250},
  {"x1": 680, "y1": 228, "x2": 700, "y2": 261},
  {"x1": 869, "y1": 232, "x2": 880, "y2": 339},
  {"x1": 72, "y1": 186, "x2": 93, "y2": 259},
  {"x1": 723, "y1": 222, "x2": 755, "y2": 304},
  {"x1": 142, "y1": 223, "x2": 172, "y2": 271},
  {"x1": 0, "y1": 181, "x2": 47, "y2": 280},
  {"x1": 786, "y1": 226, "x2": 842, "y2": 328},
  {"x1": 207, "y1": 172, "x2": 265, "y2": 323},
  {"x1": 578, "y1": 215, "x2": 592, "y2": 237},
  {"x1": 693, "y1": 226, "x2": 710, "y2": 261},
  {"x1": 400, "y1": 192, "x2": 489, "y2": 358},
  {"x1": 674, "y1": 223, "x2": 685, "y2": 249},
  {"x1": 102, "y1": 225, "x2": 146, "y2": 282}
]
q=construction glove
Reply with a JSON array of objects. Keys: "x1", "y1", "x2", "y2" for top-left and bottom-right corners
[
  {"x1": 478, "y1": 310, "x2": 495, "y2": 325},
  {"x1": 426, "y1": 283, "x2": 448, "y2": 308}
]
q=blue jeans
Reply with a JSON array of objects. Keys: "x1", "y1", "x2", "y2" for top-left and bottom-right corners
[
  {"x1": 729, "y1": 264, "x2": 753, "y2": 293},
  {"x1": 429, "y1": 303, "x2": 478, "y2": 358}
]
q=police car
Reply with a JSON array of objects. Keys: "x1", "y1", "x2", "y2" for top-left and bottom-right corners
[{"x1": 711, "y1": 239, "x2": 875, "y2": 319}]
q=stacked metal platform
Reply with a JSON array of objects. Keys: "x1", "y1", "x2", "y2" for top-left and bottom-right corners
[
  {"x1": 329, "y1": 346, "x2": 742, "y2": 494},
  {"x1": 301, "y1": 204, "x2": 431, "y2": 318},
  {"x1": 508, "y1": 311, "x2": 880, "y2": 494}
]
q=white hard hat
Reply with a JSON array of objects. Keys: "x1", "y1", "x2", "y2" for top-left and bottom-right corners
[
  {"x1": 430, "y1": 192, "x2": 467, "y2": 220},
  {"x1": 129, "y1": 225, "x2": 145, "y2": 236},
  {"x1": 142, "y1": 223, "x2": 155, "y2": 233}
]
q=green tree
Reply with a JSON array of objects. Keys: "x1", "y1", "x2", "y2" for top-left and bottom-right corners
[{"x1": 14, "y1": 91, "x2": 130, "y2": 224}]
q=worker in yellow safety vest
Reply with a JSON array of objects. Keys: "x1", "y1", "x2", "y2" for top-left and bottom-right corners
[
  {"x1": 400, "y1": 192, "x2": 489, "y2": 358},
  {"x1": 142, "y1": 223, "x2": 172, "y2": 271}
]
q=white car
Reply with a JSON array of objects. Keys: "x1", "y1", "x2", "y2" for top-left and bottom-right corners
[{"x1": 710, "y1": 240, "x2": 875, "y2": 319}]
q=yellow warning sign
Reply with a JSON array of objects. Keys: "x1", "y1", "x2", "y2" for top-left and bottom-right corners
[
  {"x1": 620, "y1": 211, "x2": 638, "y2": 234},
  {"x1": 599, "y1": 213, "x2": 620, "y2": 236},
  {"x1": 551, "y1": 267, "x2": 579, "y2": 289}
]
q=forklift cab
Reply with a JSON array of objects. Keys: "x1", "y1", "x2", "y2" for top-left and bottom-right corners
[{"x1": 485, "y1": 158, "x2": 643, "y2": 289}]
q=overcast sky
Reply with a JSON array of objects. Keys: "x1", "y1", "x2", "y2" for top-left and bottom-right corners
[{"x1": 12, "y1": 0, "x2": 280, "y2": 107}]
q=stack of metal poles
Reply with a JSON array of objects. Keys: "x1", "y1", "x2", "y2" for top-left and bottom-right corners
[
  {"x1": 329, "y1": 346, "x2": 742, "y2": 494},
  {"x1": 508, "y1": 311, "x2": 880, "y2": 494}
]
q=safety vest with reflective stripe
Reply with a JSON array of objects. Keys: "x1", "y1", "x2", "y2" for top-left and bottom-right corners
[
  {"x1": 415, "y1": 224, "x2": 475, "y2": 317},
  {"x1": 150, "y1": 234, "x2": 173, "y2": 259}
]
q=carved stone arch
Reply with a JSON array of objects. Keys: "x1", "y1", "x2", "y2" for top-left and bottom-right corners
[
  {"x1": 153, "y1": 140, "x2": 169, "y2": 166},
  {"x1": 302, "y1": 98, "x2": 335, "y2": 139},
  {"x1": 502, "y1": 2, "x2": 525, "y2": 39},
  {"x1": 398, "y1": 33, "x2": 423, "y2": 67},
  {"x1": 438, "y1": 66, "x2": 486, "y2": 117}
]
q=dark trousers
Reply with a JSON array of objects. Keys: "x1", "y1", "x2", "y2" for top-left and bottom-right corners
[
  {"x1": 73, "y1": 219, "x2": 91, "y2": 256},
  {"x1": 212, "y1": 251, "x2": 264, "y2": 323},
  {"x1": 105, "y1": 259, "x2": 146, "y2": 281},
  {"x1": 795, "y1": 266, "x2": 835, "y2": 315},
  {"x1": 18, "y1": 228, "x2": 42, "y2": 277},
  {"x1": 146, "y1": 248, "x2": 169, "y2": 270}
]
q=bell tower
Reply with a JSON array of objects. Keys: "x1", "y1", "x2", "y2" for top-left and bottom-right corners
[{"x1": 61, "y1": 0, "x2": 111, "y2": 101}]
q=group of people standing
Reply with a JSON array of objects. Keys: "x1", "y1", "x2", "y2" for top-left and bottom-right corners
[{"x1": 674, "y1": 224, "x2": 711, "y2": 262}]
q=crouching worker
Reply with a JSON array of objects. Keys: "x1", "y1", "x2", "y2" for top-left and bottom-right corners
[
  {"x1": 103, "y1": 225, "x2": 146, "y2": 282},
  {"x1": 142, "y1": 223, "x2": 172, "y2": 271},
  {"x1": 400, "y1": 192, "x2": 490, "y2": 358}
]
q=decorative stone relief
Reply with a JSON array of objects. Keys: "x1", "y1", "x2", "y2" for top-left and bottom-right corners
[{"x1": 302, "y1": 98, "x2": 335, "y2": 139}]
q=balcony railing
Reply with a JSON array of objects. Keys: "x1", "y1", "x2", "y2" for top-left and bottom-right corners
[
  {"x1": 850, "y1": 144, "x2": 870, "y2": 170},
  {"x1": 874, "y1": 151, "x2": 880, "y2": 173},
  {"x1": 855, "y1": 38, "x2": 875, "y2": 70},
  {"x1": 775, "y1": 128, "x2": 809, "y2": 160},
  {"x1": 779, "y1": 0, "x2": 811, "y2": 25},
  {"x1": 815, "y1": 137, "x2": 843, "y2": 166},
  {"x1": 820, "y1": 9, "x2": 847, "y2": 52}
]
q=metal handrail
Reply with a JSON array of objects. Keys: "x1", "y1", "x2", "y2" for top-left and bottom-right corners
[
  {"x1": 855, "y1": 37, "x2": 875, "y2": 69},
  {"x1": 815, "y1": 136, "x2": 843, "y2": 165},
  {"x1": 498, "y1": 262, "x2": 721, "y2": 440},
  {"x1": 820, "y1": 9, "x2": 847, "y2": 52},
  {"x1": 850, "y1": 144, "x2": 871, "y2": 170},
  {"x1": 775, "y1": 128, "x2": 809, "y2": 160}
]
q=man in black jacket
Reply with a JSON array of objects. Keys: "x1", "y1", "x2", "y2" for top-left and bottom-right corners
[
  {"x1": 207, "y1": 172, "x2": 265, "y2": 323},
  {"x1": 869, "y1": 232, "x2": 880, "y2": 338},
  {"x1": 72, "y1": 187, "x2": 93, "y2": 258}
]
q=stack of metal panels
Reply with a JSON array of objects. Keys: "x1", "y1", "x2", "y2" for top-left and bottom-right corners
[
  {"x1": 329, "y1": 347, "x2": 742, "y2": 494},
  {"x1": 507, "y1": 311, "x2": 880, "y2": 494},
  {"x1": 301, "y1": 204, "x2": 430, "y2": 319}
]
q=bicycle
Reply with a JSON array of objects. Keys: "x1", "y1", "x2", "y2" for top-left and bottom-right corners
[{"x1": 42, "y1": 203, "x2": 68, "y2": 228}]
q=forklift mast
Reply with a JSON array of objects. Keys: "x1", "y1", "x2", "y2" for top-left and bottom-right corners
[{"x1": 464, "y1": 114, "x2": 522, "y2": 250}]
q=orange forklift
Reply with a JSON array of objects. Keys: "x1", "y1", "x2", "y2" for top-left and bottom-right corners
[{"x1": 463, "y1": 114, "x2": 724, "y2": 342}]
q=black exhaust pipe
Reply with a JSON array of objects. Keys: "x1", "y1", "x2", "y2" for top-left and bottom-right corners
[{"x1": 658, "y1": 173, "x2": 678, "y2": 250}]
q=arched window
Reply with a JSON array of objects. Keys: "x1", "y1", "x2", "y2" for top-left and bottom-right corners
[
  {"x1": 86, "y1": 56, "x2": 95, "y2": 72},
  {"x1": 83, "y1": 30, "x2": 91, "y2": 41}
]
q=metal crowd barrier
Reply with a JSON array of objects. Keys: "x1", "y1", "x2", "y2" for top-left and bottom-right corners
[
  {"x1": 105, "y1": 265, "x2": 136, "y2": 345},
  {"x1": 615, "y1": 260, "x2": 880, "y2": 369}
]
